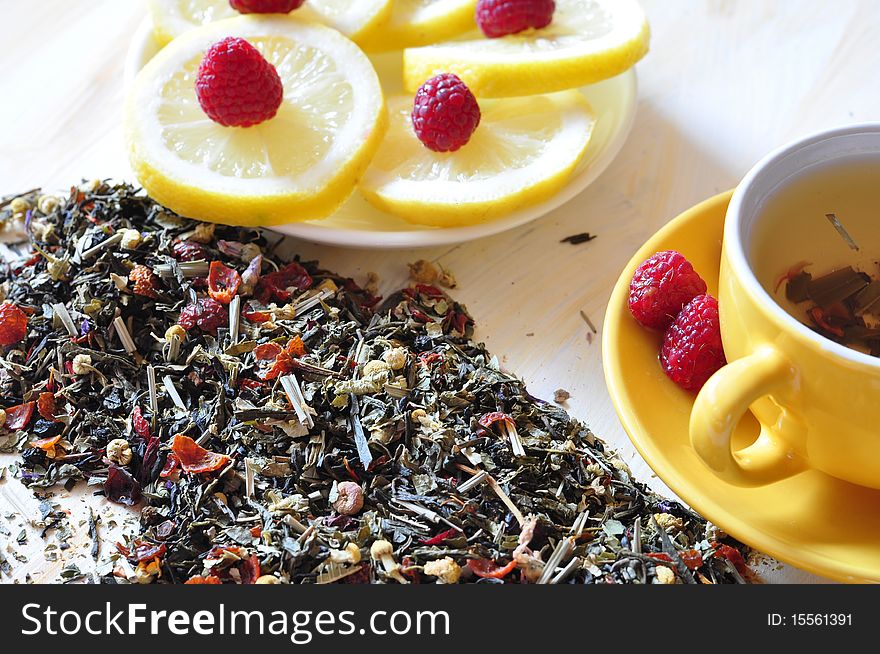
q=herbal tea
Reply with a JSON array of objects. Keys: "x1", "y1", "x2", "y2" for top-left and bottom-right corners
[{"x1": 750, "y1": 158, "x2": 880, "y2": 356}]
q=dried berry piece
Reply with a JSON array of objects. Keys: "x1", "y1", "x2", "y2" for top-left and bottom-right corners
[
  {"x1": 0, "y1": 302, "x2": 28, "y2": 346},
  {"x1": 171, "y1": 240, "x2": 208, "y2": 261},
  {"x1": 178, "y1": 297, "x2": 228, "y2": 334},
  {"x1": 171, "y1": 433, "x2": 231, "y2": 474},
  {"x1": 129, "y1": 265, "x2": 162, "y2": 299},
  {"x1": 208, "y1": 261, "x2": 242, "y2": 305},
  {"x1": 105, "y1": 465, "x2": 143, "y2": 506},
  {"x1": 255, "y1": 261, "x2": 313, "y2": 303}
]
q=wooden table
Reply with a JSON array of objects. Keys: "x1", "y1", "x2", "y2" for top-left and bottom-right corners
[{"x1": 5, "y1": 0, "x2": 875, "y2": 584}]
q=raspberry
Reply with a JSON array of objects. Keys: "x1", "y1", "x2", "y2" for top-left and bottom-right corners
[
  {"x1": 475, "y1": 0, "x2": 556, "y2": 38},
  {"x1": 661, "y1": 295, "x2": 726, "y2": 392},
  {"x1": 229, "y1": 0, "x2": 305, "y2": 14},
  {"x1": 629, "y1": 250, "x2": 708, "y2": 330},
  {"x1": 196, "y1": 37, "x2": 283, "y2": 127},
  {"x1": 411, "y1": 74, "x2": 481, "y2": 153}
]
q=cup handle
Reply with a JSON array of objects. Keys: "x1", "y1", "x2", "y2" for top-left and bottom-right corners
[{"x1": 690, "y1": 346, "x2": 807, "y2": 487}]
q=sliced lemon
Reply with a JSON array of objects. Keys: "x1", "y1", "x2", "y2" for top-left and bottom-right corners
[
  {"x1": 359, "y1": 91, "x2": 595, "y2": 226},
  {"x1": 148, "y1": 0, "x2": 393, "y2": 47},
  {"x1": 403, "y1": 0, "x2": 650, "y2": 97},
  {"x1": 361, "y1": 0, "x2": 477, "y2": 52},
  {"x1": 125, "y1": 15, "x2": 386, "y2": 226}
]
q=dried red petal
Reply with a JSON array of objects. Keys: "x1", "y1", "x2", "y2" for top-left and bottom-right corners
[
  {"x1": 5, "y1": 401, "x2": 35, "y2": 430},
  {"x1": 178, "y1": 297, "x2": 228, "y2": 334},
  {"x1": 713, "y1": 543, "x2": 750, "y2": 576},
  {"x1": 418, "y1": 351, "x2": 443, "y2": 367},
  {"x1": 160, "y1": 452, "x2": 180, "y2": 478},
  {"x1": 241, "y1": 555, "x2": 261, "y2": 585},
  {"x1": 285, "y1": 335, "x2": 306, "y2": 357},
  {"x1": 239, "y1": 378, "x2": 264, "y2": 391},
  {"x1": 208, "y1": 261, "x2": 242, "y2": 305},
  {"x1": 242, "y1": 307, "x2": 271, "y2": 323},
  {"x1": 478, "y1": 411, "x2": 514, "y2": 431},
  {"x1": 105, "y1": 465, "x2": 142, "y2": 506},
  {"x1": 680, "y1": 549, "x2": 703, "y2": 571},
  {"x1": 171, "y1": 433, "x2": 231, "y2": 474},
  {"x1": 467, "y1": 558, "x2": 517, "y2": 579},
  {"x1": 37, "y1": 392, "x2": 57, "y2": 421},
  {"x1": 646, "y1": 552, "x2": 673, "y2": 563},
  {"x1": 185, "y1": 575, "x2": 222, "y2": 584},
  {"x1": 129, "y1": 265, "x2": 162, "y2": 299},
  {"x1": 255, "y1": 262, "x2": 313, "y2": 303},
  {"x1": 132, "y1": 539, "x2": 167, "y2": 563},
  {"x1": 30, "y1": 434, "x2": 62, "y2": 451},
  {"x1": 0, "y1": 302, "x2": 29, "y2": 346},
  {"x1": 132, "y1": 406, "x2": 151, "y2": 439},
  {"x1": 419, "y1": 528, "x2": 459, "y2": 546},
  {"x1": 254, "y1": 342, "x2": 284, "y2": 360}
]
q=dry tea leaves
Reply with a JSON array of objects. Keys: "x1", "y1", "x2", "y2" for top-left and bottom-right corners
[{"x1": 0, "y1": 183, "x2": 750, "y2": 584}]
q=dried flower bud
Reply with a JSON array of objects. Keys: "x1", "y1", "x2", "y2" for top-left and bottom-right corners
[
  {"x1": 382, "y1": 347, "x2": 408, "y2": 371},
  {"x1": 71, "y1": 353, "x2": 93, "y2": 375},
  {"x1": 107, "y1": 438, "x2": 133, "y2": 466},
  {"x1": 255, "y1": 575, "x2": 280, "y2": 584},
  {"x1": 190, "y1": 223, "x2": 216, "y2": 244},
  {"x1": 408, "y1": 259, "x2": 439, "y2": 285},
  {"x1": 37, "y1": 195, "x2": 59, "y2": 215},
  {"x1": 328, "y1": 542, "x2": 362, "y2": 565},
  {"x1": 653, "y1": 513, "x2": 684, "y2": 534},
  {"x1": 423, "y1": 557, "x2": 461, "y2": 584},
  {"x1": 0, "y1": 408, "x2": 6, "y2": 430},
  {"x1": 120, "y1": 229, "x2": 142, "y2": 250},
  {"x1": 165, "y1": 325, "x2": 187, "y2": 342},
  {"x1": 653, "y1": 566, "x2": 676, "y2": 585},
  {"x1": 79, "y1": 179, "x2": 102, "y2": 194},
  {"x1": 331, "y1": 481, "x2": 364, "y2": 516},
  {"x1": 362, "y1": 359, "x2": 390, "y2": 377},
  {"x1": 10, "y1": 197, "x2": 31, "y2": 215}
]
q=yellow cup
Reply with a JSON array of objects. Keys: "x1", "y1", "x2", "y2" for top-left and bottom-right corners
[{"x1": 690, "y1": 124, "x2": 880, "y2": 488}]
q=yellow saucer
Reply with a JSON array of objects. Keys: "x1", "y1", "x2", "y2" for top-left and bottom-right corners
[{"x1": 603, "y1": 191, "x2": 880, "y2": 583}]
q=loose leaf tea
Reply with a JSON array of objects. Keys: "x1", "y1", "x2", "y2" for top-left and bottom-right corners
[
  {"x1": 0, "y1": 183, "x2": 750, "y2": 584},
  {"x1": 783, "y1": 264, "x2": 880, "y2": 357}
]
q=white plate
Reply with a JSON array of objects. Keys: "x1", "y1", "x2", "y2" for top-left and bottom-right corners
[{"x1": 124, "y1": 18, "x2": 638, "y2": 249}]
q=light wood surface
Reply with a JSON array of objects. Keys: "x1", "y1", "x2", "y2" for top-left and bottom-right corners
[{"x1": 5, "y1": 0, "x2": 877, "y2": 584}]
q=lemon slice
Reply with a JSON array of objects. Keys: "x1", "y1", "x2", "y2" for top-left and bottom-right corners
[
  {"x1": 359, "y1": 91, "x2": 595, "y2": 226},
  {"x1": 148, "y1": 0, "x2": 393, "y2": 47},
  {"x1": 403, "y1": 0, "x2": 650, "y2": 97},
  {"x1": 125, "y1": 15, "x2": 386, "y2": 226},
  {"x1": 361, "y1": 0, "x2": 477, "y2": 51}
]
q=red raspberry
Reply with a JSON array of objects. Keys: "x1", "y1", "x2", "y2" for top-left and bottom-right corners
[
  {"x1": 476, "y1": 0, "x2": 556, "y2": 38},
  {"x1": 229, "y1": 0, "x2": 305, "y2": 13},
  {"x1": 411, "y1": 74, "x2": 481, "y2": 153},
  {"x1": 661, "y1": 294, "x2": 726, "y2": 392},
  {"x1": 196, "y1": 37, "x2": 283, "y2": 127},
  {"x1": 629, "y1": 250, "x2": 708, "y2": 330},
  {"x1": 179, "y1": 297, "x2": 228, "y2": 335}
]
